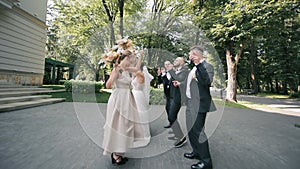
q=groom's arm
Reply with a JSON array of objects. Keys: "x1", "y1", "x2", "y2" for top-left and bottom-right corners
[{"x1": 196, "y1": 63, "x2": 214, "y2": 87}]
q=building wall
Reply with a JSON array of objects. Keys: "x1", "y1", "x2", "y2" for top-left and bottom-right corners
[
  {"x1": 17, "y1": 0, "x2": 48, "y2": 22},
  {"x1": 0, "y1": 0, "x2": 48, "y2": 86}
]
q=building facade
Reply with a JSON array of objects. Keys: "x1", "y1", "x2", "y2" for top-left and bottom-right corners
[{"x1": 0, "y1": 0, "x2": 48, "y2": 85}]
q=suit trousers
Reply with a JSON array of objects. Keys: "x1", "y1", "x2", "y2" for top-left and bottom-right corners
[
  {"x1": 165, "y1": 97, "x2": 171, "y2": 119},
  {"x1": 169, "y1": 98, "x2": 184, "y2": 139},
  {"x1": 186, "y1": 99, "x2": 211, "y2": 162}
]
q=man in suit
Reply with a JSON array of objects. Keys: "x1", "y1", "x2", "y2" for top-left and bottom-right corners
[
  {"x1": 173, "y1": 46, "x2": 215, "y2": 169},
  {"x1": 168, "y1": 57, "x2": 189, "y2": 147},
  {"x1": 157, "y1": 61, "x2": 173, "y2": 128}
]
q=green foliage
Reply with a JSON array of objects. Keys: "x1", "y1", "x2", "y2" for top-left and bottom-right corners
[
  {"x1": 289, "y1": 92, "x2": 300, "y2": 99},
  {"x1": 64, "y1": 80, "x2": 103, "y2": 93},
  {"x1": 189, "y1": 0, "x2": 300, "y2": 96},
  {"x1": 47, "y1": 0, "x2": 300, "y2": 98},
  {"x1": 149, "y1": 87, "x2": 165, "y2": 105},
  {"x1": 47, "y1": 0, "x2": 110, "y2": 81},
  {"x1": 130, "y1": 33, "x2": 190, "y2": 67}
]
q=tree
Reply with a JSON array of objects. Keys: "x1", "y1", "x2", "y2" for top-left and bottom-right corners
[
  {"x1": 190, "y1": 0, "x2": 299, "y2": 101},
  {"x1": 47, "y1": 0, "x2": 108, "y2": 80},
  {"x1": 102, "y1": 0, "x2": 118, "y2": 47}
]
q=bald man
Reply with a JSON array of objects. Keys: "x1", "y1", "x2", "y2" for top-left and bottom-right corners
[{"x1": 168, "y1": 57, "x2": 189, "y2": 147}]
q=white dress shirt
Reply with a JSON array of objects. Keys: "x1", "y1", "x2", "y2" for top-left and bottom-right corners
[{"x1": 186, "y1": 66, "x2": 197, "y2": 99}]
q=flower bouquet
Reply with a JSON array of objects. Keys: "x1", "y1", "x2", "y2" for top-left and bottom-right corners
[{"x1": 102, "y1": 37, "x2": 135, "y2": 69}]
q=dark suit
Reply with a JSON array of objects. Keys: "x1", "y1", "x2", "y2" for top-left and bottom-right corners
[
  {"x1": 168, "y1": 67, "x2": 189, "y2": 139},
  {"x1": 158, "y1": 72, "x2": 171, "y2": 120},
  {"x1": 184, "y1": 61, "x2": 215, "y2": 164}
]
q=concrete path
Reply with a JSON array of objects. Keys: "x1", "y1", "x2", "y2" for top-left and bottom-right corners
[{"x1": 0, "y1": 102, "x2": 299, "y2": 169}]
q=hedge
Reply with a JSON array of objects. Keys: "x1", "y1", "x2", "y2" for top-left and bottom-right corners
[{"x1": 64, "y1": 80, "x2": 103, "y2": 93}]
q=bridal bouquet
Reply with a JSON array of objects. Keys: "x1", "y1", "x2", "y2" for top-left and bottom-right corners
[{"x1": 102, "y1": 37, "x2": 135, "y2": 67}]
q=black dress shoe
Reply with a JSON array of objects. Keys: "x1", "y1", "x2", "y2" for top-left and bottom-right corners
[
  {"x1": 164, "y1": 124, "x2": 172, "y2": 128},
  {"x1": 191, "y1": 161, "x2": 212, "y2": 169},
  {"x1": 184, "y1": 152, "x2": 201, "y2": 160},
  {"x1": 174, "y1": 137, "x2": 187, "y2": 148}
]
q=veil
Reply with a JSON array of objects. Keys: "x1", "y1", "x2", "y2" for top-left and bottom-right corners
[{"x1": 142, "y1": 66, "x2": 153, "y2": 104}]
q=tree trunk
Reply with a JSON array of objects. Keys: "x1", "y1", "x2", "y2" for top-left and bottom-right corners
[
  {"x1": 275, "y1": 78, "x2": 279, "y2": 93},
  {"x1": 250, "y1": 41, "x2": 257, "y2": 94},
  {"x1": 270, "y1": 79, "x2": 274, "y2": 93},
  {"x1": 194, "y1": 26, "x2": 200, "y2": 45},
  {"x1": 226, "y1": 49, "x2": 238, "y2": 102},
  {"x1": 95, "y1": 72, "x2": 99, "y2": 82},
  {"x1": 147, "y1": 35, "x2": 152, "y2": 65},
  {"x1": 102, "y1": 0, "x2": 116, "y2": 47},
  {"x1": 225, "y1": 42, "x2": 243, "y2": 102},
  {"x1": 298, "y1": 76, "x2": 300, "y2": 92},
  {"x1": 118, "y1": 0, "x2": 124, "y2": 38},
  {"x1": 109, "y1": 21, "x2": 115, "y2": 47},
  {"x1": 283, "y1": 81, "x2": 288, "y2": 95},
  {"x1": 257, "y1": 79, "x2": 260, "y2": 93},
  {"x1": 119, "y1": 17, "x2": 124, "y2": 38}
]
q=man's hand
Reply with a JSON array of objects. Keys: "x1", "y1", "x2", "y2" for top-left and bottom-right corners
[{"x1": 173, "y1": 80, "x2": 181, "y2": 87}]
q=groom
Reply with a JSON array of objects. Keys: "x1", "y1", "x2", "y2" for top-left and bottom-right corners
[{"x1": 174, "y1": 46, "x2": 216, "y2": 169}]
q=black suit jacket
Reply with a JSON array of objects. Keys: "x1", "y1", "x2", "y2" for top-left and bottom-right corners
[
  {"x1": 169, "y1": 67, "x2": 189, "y2": 104},
  {"x1": 180, "y1": 61, "x2": 216, "y2": 113},
  {"x1": 195, "y1": 61, "x2": 216, "y2": 113},
  {"x1": 158, "y1": 73, "x2": 171, "y2": 98}
]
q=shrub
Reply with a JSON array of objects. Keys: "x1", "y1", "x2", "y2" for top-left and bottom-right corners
[
  {"x1": 289, "y1": 92, "x2": 299, "y2": 99},
  {"x1": 149, "y1": 88, "x2": 165, "y2": 105},
  {"x1": 64, "y1": 80, "x2": 103, "y2": 93}
]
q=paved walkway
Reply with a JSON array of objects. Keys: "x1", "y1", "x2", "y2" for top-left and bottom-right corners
[
  {"x1": 238, "y1": 95, "x2": 300, "y2": 116},
  {"x1": 0, "y1": 100, "x2": 299, "y2": 169}
]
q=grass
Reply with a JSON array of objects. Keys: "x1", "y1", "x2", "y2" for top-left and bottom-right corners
[
  {"x1": 257, "y1": 92, "x2": 300, "y2": 101},
  {"x1": 224, "y1": 100, "x2": 249, "y2": 109},
  {"x1": 256, "y1": 93, "x2": 290, "y2": 99},
  {"x1": 42, "y1": 85, "x2": 298, "y2": 107},
  {"x1": 42, "y1": 84, "x2": 254, "y2": 107}
]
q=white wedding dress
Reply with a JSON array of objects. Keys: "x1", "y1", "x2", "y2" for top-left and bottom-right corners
[{"x1": 131, "y1": 66, "x2": 153, "y2": 147}]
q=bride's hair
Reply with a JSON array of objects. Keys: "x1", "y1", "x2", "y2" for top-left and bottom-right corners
[{"x1": 118, "y1": 49, "x2": 133, "y2": 64}]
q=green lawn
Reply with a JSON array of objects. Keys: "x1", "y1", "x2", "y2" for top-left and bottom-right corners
[
  {"x1": 256, "y1": 93, "x2": 290, "y2": 99},
  {"x1": 42, "y1": 85, "x2": 298, "y2": 106}
]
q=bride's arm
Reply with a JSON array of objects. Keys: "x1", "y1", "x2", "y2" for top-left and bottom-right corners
[
  {"x1": 123, "y1": 50, "x2": 144, "y2": 72},
  {"x1": 106, "y1": 65, "x2": 119, "y2": 89}
]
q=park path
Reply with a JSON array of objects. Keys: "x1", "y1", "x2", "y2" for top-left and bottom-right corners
[
  {"x1": 0, "y1": 102, "x2": 299, "y2": 169},
  {"x1": 237, "y1": 95, "x2": 300, "y2": 117}
]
